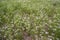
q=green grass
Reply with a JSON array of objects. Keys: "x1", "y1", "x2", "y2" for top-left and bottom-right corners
[{"x1": 0, "y1": 0, "x2": 60, "y2": 40}]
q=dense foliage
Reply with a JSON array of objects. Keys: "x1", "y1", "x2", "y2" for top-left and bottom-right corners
[{"x1": 0, "y1": 0, "x2": 60, "y2": 40}]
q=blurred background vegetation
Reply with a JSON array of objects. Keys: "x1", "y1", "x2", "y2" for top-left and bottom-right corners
[{"x1": 0, "y1": 0, "x2": 60, "y2": 40}]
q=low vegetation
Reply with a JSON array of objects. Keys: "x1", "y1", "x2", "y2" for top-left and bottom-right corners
[{"x1": 0, "y1": 0, "x2": 60, "y2": 40}]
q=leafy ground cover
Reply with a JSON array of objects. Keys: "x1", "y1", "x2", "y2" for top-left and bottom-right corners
[{"x1": 0, "y1": 0, "x2": 60, "y2": 40}]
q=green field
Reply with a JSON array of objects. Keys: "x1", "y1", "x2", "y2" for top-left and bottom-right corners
[{"x1": 0, "y1": 0, "x2": 60, "y2": 40}]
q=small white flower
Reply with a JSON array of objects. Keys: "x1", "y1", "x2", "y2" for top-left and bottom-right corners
[{"x1": 45, "y1": 32, "x2": 48, "y2": 34}]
